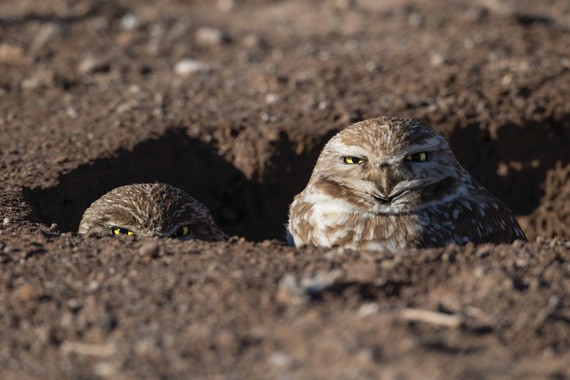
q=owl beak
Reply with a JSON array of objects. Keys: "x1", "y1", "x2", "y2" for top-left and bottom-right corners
[
  {"x1": 376, "y1": 165, "x2": 398, "y2": 197},
  {"x1": 373, "y1": 194, "x2": 393, "y2": 204},
  {"x1": 374, "y1": 164, "x2": 406, "y2": 202}
]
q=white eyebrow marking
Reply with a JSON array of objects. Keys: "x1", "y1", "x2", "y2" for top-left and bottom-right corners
[
  {"x1": 406, "y1": 137, "x2": 445, "y2": 153},
  {"x1": 334, "y1": 144, "x2": 371, "y2": 158}
]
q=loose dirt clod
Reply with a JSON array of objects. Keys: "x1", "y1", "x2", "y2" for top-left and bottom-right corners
[
  {"x1": 139, "y1": 242, "x2": 160, "y2": 257},
  {"x1": 14, "y1": 284, "x2": 38, "y2": 302}
]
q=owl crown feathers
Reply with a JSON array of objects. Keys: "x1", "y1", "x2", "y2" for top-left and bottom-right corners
[{"x1": 78, "y1": 183, "x2": 227, "y2": 241}]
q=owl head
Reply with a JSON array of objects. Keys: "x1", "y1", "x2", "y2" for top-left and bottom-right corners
[
  {"x1": 311, "y1": 117, "x2": 468, "y2": 214},
  {"x1": 78, "y1": 183, "x2": 227, "y2": 241}
]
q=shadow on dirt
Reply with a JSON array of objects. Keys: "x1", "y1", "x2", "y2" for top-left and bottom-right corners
[
  {"x1": 22, "y1": 128, "x2": 323, "y2": 241},
  {"x1": 24, "y1": 115, "x2": 568, "y2": 241},
  {"x1": 448, "y1": 115, "x2": 570, "y2": 216}
]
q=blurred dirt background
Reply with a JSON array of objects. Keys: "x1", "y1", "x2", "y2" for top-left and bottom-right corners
[{"x1": 0, "y1": 0, "x2": 569, "y2": 378}]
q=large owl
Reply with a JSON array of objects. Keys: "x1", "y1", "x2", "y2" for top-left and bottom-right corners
[
  {"x1": 79, "y1": 183, "x2": 227, "y2": 241},
  {"x1": 287, "y1": 117, "x2": 526, "y2": 250}
]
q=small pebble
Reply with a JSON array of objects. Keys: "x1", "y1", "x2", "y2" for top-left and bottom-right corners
[
  {"x1": 3, "y1": 245, "x2": 18, "y2": 254},
  {"x1": 0, "y1": 43, "x2": 26, "y2": 65},
  {"x1": 216, "y1": 0, "x2": 235, "y2": 12},
  {"x1": 357, "y1": 303, "x2": 380, "y2": 318},
  {"x1": 276, "y1": 274, "x2": 305, "y2": 305},
  {"x1": 365, "y1": 61, "x2": 380, "y2": 72},
  {"x1": 66, "y1": 107, "x2": 78, "y2": 119},
  {"x1": 261, "y1": 112, "x2": 278, "y2": 123},
  {"x1": 195, "y1": 27, "x2": 225, "y2": 46},
  {"x1": 408, "y1": 11, "x2": 424, "y2": 27},
  {"x1": 174, "y1": 59, "x2": 210, "y2": 75},
  {"x1": 3, "y1": 217, "x2": 9, "y2": 225},
  {"x1": 15, "y1": 284, "x2": 38, "y2": 302},
  {"x1": 269, "y1": 352, "x2": 291, "y2": 368},
  {"x1": 265, "y1": 93, "x2": 280, "y2": 104},
  {"x1": 318, "y1": 100, "x2": 332, "y2": 110},
  {"x1": 87, "y1": 281, "x2": 100, "y2": 291},
  {"x1": 78, "y1": 56, "x2": 109, "y2": 74},
  {"x1": 430, "y1": 53, "x2": 446, "y2": 66},
  {"x1": 139, "y1": 242, "x2": 160, "y2": 257},
  {"x1": 242, "y1": 34, "x2": 263, "y2": 49},
  {"x1": 120, "y1": 14, "x2": 139, "y2": 30},
  {"x1": 94, "y1": 362, "x2": 117, "y2": 377}
]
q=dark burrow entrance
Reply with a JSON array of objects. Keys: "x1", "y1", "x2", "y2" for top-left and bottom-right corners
[
  {"x1": 22, "y1": 128, "x2": 325, "y2": 242},
  {"x1": 20, "y1": 115, "x2": 570, "y2": 242}
]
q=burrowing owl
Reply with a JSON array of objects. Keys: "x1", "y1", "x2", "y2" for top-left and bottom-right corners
[
  {"x1": 287, "y1": 117, "x2": 526, "y2": 250},
  {"x1": 79, "y1": 183, "x2": 227, "y2": 241}
]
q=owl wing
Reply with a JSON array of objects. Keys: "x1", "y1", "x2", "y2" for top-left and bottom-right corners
[{"x1": 441, "y1": 188, "x2": 527, "y2": 245}]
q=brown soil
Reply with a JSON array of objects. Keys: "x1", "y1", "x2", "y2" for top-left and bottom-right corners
[{"x1": 1, "y1": 0, "x2": 569, "y2": 378}]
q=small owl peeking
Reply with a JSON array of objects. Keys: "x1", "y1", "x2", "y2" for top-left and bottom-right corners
[
  {"x1": 287, "y1": 117, "x2": 526, "y2": 250},
  {"x1": 79, "y1": 183, "x2": 227, "y2": 241}
]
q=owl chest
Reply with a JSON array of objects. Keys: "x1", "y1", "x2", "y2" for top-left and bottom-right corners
[{"x1": 305, "y1": 200, "x2": 424, "y2": 250}]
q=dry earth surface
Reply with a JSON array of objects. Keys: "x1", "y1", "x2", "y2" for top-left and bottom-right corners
[{"x1": 1, "y1": 0, "x2": 569, "y2": 378}]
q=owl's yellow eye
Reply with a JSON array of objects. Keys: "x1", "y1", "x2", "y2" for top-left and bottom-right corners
[
  {"x1": 404, "y1": 152, "x2": 428, "y2": 162},
  {"x1": 174, "y1": 225, "x2": 191, "y2": 238},
  {"x1": 343, "y1": 156, "x2": 367, "y2": 165},
  {"x1": 112, "y1": 227, "x2": 135, "y2": 236}
]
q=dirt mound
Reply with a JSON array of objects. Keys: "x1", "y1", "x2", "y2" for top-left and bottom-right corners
[{"x1": 0, "y1": 0, "x2": 569, "y2": 378}]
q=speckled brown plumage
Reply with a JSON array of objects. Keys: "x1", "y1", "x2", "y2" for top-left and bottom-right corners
[
  {"x1": 79, "y1": 183, "x2": 227, "y2": 241},
  {"x1": 287, "y1": 117, "x2": 526, "y2": 250}
]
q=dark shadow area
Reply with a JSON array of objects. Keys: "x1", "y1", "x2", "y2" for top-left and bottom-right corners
[
  {"x1": 22, "y1": 114, "x2": 569, "y2": 241},
  {"x1": 448, "y1": 114, "x2": 570, "y2": 216},
  {"x1": 22, "y1": 128, "x2": 324, "y2": 242},
  {"x1": 514, "y1": 13, "x2": 570, "y2": 32},
  {"x1": 241, "y1": 128, "x2": 336, "y2": 241}
]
